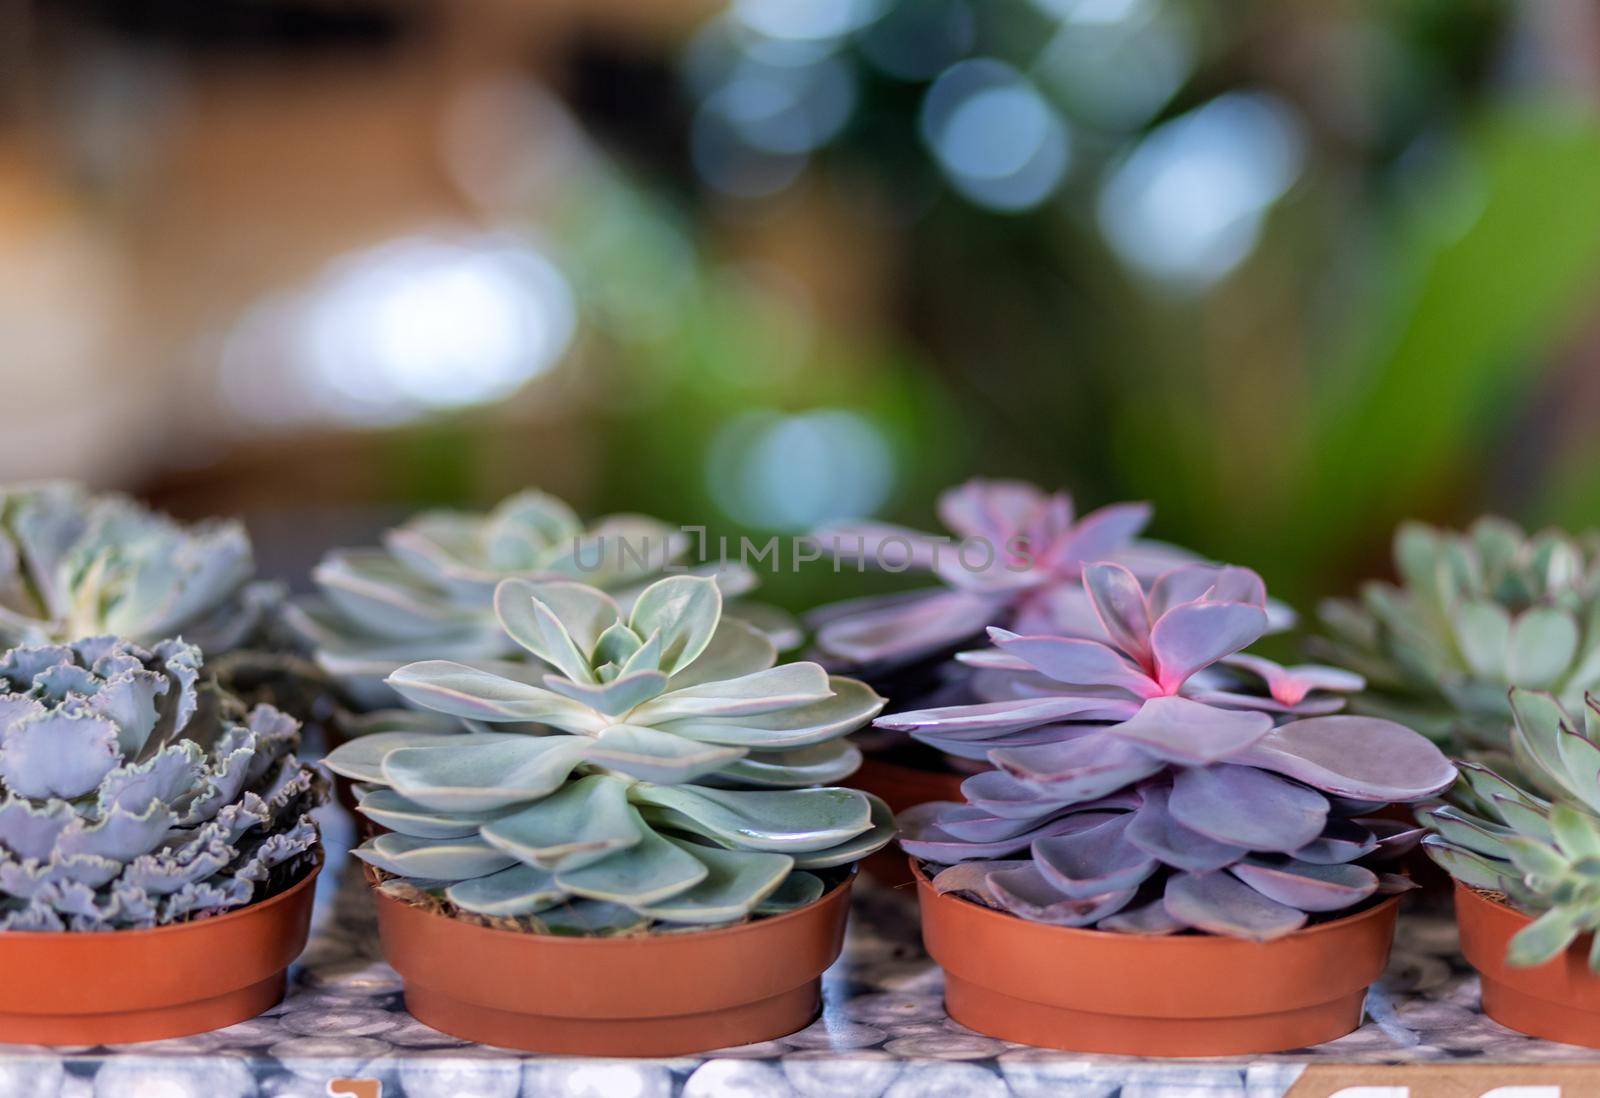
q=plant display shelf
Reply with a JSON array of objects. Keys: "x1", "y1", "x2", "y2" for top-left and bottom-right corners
[{"x1": 1, "y1": 809, "x2": 1597, "y2": 1098}]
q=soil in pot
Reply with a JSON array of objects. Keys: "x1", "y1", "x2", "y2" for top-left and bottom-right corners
[
  {"x1": 1455, "y1": 881, "x2": 1600, "y2": 1047},
  {"x1": 913, "y1": 860, "x2": 1400, "y2": 1056},
  {"x1": 372, "y1": 869, "x2": 856, "y2": 1056},
  {"x1": 0, "y1": 860, "x2": 321, "y2": 1045}
]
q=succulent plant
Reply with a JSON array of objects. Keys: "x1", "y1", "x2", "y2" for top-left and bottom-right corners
[
  {"x1": 1319, "y1": 517, "x2": 1600, "y2": 753},
  {"x1": 807, "y1": 478, "x2": 1207, "y2": 675},
  {"x1": 288, "y1": 490, "x2": 797, "y2": 709},
  {"x1": 0, "y1": 482, "x2": 279, "y2": 656},
  {"x1": 888, "y1": 561, "x2": 1455, "y2": 940},
  {"x1": 0, "y1": 637, "x2": 323, "y2": 931},
  {"x1": 1421, "y1": 688, "x2": 1600, "y2": 970},
  {"x1": 324, "y1": 573, "x2": 893, "y2": 933}
]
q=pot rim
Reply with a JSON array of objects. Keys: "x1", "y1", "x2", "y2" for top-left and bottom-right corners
[
  {"x1": 370, "y1": 863, "x2": 857, "y2": 947},
  {"x1": 0, "y1": 851, "x2": 323, "y2": 943},
  {"x1": 911, "y1": 857, "x2": 1400, "y2": 945}
]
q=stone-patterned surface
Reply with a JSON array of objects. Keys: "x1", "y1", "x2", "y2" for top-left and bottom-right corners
[{"x1": 1, "y1": 806, "x2": 1598, "y2": 1097}]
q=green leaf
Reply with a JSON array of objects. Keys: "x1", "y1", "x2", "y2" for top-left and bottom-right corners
[
  {"x1": 634, "y1": 838, "x2": 793, "y2": 924},
  {"x1": 382, "y1": 735, "x2": 591, "y2": 812},
  {"x1": 493, "y1": 580, "x2": 606, "y2": 683},
  {"x1": 584, "y1": 724, "x2": 745, "y2": 783},
  {"x1": 1420, "y1": 835, "x2": 1513, "y2": 892},
  {"x1": 386, "y1": 661, "x2": 606, "y2": 732},
  {"x1": 1557, "y1": 724, "x2": 1600, "y2": 813},
  {"x1": 1453, "y1": 601, "x2": 1511, "y2": 680},
  {"x1": 1508, "y1": 608, "x2": 1580, "y2": 689},
  {"x1": 711, "y1": 740, "x2": 864, "y2": 788},
  {"x1": 554, "y1": 827, "x2": 709, "y2": 905},
  {"x1": 356, "y1": 787, "x2": 511, "y2": 839},
  {"x1": 627, "y1": 576, "x2": 722, "y2": 676},
  {"x1": 1503, "y1": 833, "x2": 1570, "y2": 881},
  {"x1": 663, "y1": 618, "x2": 777, "y2": 690},
  {"x1": 1508, "y1": 907, "x2": 1582, "y2": 968},
  {"x1": 323, "y1": 730, "x2": 512, "y2": 784},
  {"x1": 788, "y1": 793, "x2": 895, "y2": 869},
  {"x1": 480, "y1": 774, "x2": 642, "y2": 870},
  {"x1": 543, "y1": 671, "x2": 667, "y2": 717},
  {"x1": 353, "y1": 832, "x2": 516, "y2": 881},
  {"x1": 1418, "y1": 806, "x2": 1518, "y2": 862},
  {"x1": 445, "y1": 863, "x2": 568, "y2": 917},
  {"x1": 629, "y1": 784, "x2": 872, "y2": 852},
  {"x1": 1510, "y1": 688, "x2": 1574, "y2": 786},
  {"x1": 648, "y1": 675, "x2": 883, "y2": 748},
  {"x1": 754, "y1": 870, "x2": 825, "y2": 914},
  {"x1": 1548, "y1": 803, "x2": 1600, "y2": 864}
]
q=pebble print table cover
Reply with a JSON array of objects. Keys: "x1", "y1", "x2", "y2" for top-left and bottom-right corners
[{"x1": 1, "y1": 806, "x2": 1598, "y2": 1098}]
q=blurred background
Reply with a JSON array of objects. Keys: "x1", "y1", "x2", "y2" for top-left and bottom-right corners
[{"x1": 6, "y1": 0, "x2": 1600, "y2": 616}]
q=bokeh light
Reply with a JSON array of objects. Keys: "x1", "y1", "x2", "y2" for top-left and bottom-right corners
[
  {"x1": 920, "y1": 59, "x2": 1072, "y2": 212},
  {"x1": 706, "y1": 409, "x2": 895, "y2": 530},
  {"x1": 1097, "y1": 92, "x2": 1306, "y2": 288}
]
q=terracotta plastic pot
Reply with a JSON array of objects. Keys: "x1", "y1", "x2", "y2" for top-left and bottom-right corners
[
  {"x1": 0, "y1": 863, "x2": 320, "y2": 1045},
  {"x1": 849, "y1": 756, "x2": 965, "y2": 888},
  {"x1": 372, "y1": 871, "x2": 855, "y2": 1055},
  {"x1": 1455, "y1": 881, "x2": 1600, "y2": 1047},
  {"x1": 913, "y1": 860, "x2": 1400, "y2": 1056}
]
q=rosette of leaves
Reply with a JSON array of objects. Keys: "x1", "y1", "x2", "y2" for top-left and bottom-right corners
[
  {"x1": 1319, "y1": 518, "x2": 1600, "y2": 753},
  {"x1": 0, "y1": 637, "x2": 323, "y2": 931},
  {"x1": 1421, "y1": 689, "x2": 1600, "y2": 970},
  {"x1": 324, "y1": 574, "x2": 893, "y2": 933},
  {"x1": 288, "y1": 490, "x2": 796, "y2": 709},
  {"x1": 0, "y1": 482, "x2": 279, "y2": 655},
  {"x1": 808, "y1": 479, "x2": 1196, "y2": 677},
  {"x1": 887, "y1": 561, "x2": 1455, "y2": 940}
]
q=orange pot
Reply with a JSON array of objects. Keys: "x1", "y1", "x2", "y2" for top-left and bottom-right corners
[
  {"x1": 0, "y1": 863, "x2": 319, "y2": 1045},
  {"x1": 913, "y1": 859, "x2": 1400, "y2": 1056},
  {"x1": 372, "y1": 871, "x2": 855, "y2": 1055},
  {"x1": 1455, "y1": 881, "x2": 1600, "y2": 1047},
  {"x1": 849, "y1": 756, "x2": 965, "y2": 888}
]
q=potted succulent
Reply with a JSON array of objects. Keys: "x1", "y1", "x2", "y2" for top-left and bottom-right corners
[
  {"x1": 1421, "y1": 688, "x2": 1600, "y2": 1047},
  {"x1": 323, "y1": 573, "x2": 893, "y2": 1055},
  {"x1": 807, "y1": 479, "x2": 1204, "y2": 821},
  {"x1": 287, "y1": 489, "x2": 797, "y2": 710},
  {"x1": 1318, "y1": 517, "x2": 1600, "y2": 755},
  {"x1": 0, "y1": 637, "x2": 325, "y2": 1044},
  {"x1": 889, "y1": 561, "x2": 1455, "y2": 1056}
]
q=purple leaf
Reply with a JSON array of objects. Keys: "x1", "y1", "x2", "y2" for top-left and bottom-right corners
[
  {"x1": 1082, "y1": 562, "x2": 1153, "y2": 665},
  {"x1": 1185, "y1": 690, "x2": 1348, "y2": 718},
  {"x1": 937, "y1": 479, "x2": 1053, "y2": 543},
  {"x1": 1049, "y1": 502, "x2": 1153, "y2": 572},
  {"x1": 1230, "y1": 858, "x2": 1378, "y2": 912},
  {"x1": 1032, "y1": 813, "x2": 1156, "y2": 899},
  {"x1": 1164, "y1": 871, "x2": 1308, "y2": 941},
  {"x1": 1107, "y1": 695, "x2": 1273, "y2": 765},
  {"x1": 1125, "y1": 783, "x2": 1247, "y2": 872},
  {"x1": 1355, "y1": 816, "x2": 1427, "y2": 860},
  {"x1": 959, "y1": 768, "x2": 1084, "y2": 819},
  {"x1": 1148, "y1": 564, "x2": 1267, "y2": 618},
  {"x1": 1291, "y1": 818, "x2": 1379, "y2": 865},
  {"x1": 1221, "y1": 654, "x2": 1363, "y2": 708},
  {"x1": 814, "y1": 589, "x2": 1003, "y2": 666},
  {"x1": 1098, "y1": 898, "x2": 1185, "y2": 935},
  {"x1": 1236, "y1": 716, "x2": 1456, "y2": 802},
  {"x1": 1168, "y1": 764, "x2": 1329, "y2": 853},
  {"x1": 992, "y1": 731, "x2": 1164, "y2": 803},
  {"x1": 899, "y1": 804, "x2": 1112, "y2": 863},
  {"x1": 988, "y1": 629, "x2": 1159, "y2": 697},
  {"x1": 875, "y1": 695, "x2": 1136, "y2": 736},
  {"x1": 988, "y1": 863, "x2": 1136, "y2": 926},
  {"x1": 938, "y1": 803, "x2": 1068, "y2": 844},
  {"x1": 810, "y1": 522, "x2": 946, "y2": 571},
  {"x1": 1149, "y1": 601, "x2": 1268, "y2": 692}
]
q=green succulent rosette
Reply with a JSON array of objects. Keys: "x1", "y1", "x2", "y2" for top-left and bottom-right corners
[
  {"x1": 1320, "y1": 517, "x2": 1600, "y2": 756},
  {"x1": 325, "y1": 573, "x2": 892, "y2": 933},
  {"x1": 288, "y1": 490, "x2": 797, "y2": 709},
  {"x1": 0, "y1": 482, "x2": 279, "y2": 656},
  {"x1": 1422, "y1": 688, "x2": 1600, "y2": 970}
]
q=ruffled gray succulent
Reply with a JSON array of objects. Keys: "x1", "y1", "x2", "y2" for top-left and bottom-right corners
[
  {"x1": 0, "y1": 637, "x2": 323, "y2": 931},
  {"x1": 288, "y1": 490, "x2": 797, "y2": 709},
  {"x1": 0, "y1": 482, "x2": 279, "y2": 656},
  {"x1": 325, "y1": 573, "x2": 893, "y2": 933},
  {"x1": 1422, "y1": 688, "x2": 1600, "y2": 970},
  {"x1": 891, "y1": 561, "x2": 1456, "y2": 941},
  {"x1": 1320, "y1": 518, "x2": 1600, "y2": 753}
]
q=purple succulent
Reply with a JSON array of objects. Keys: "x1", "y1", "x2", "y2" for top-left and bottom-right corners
[
  {"x1": 884, "y1": 561, "x2": 1455, "y2": 940},
  {"x1": 808, "y1": 479, "x2": 1195, "y2": 672}
]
